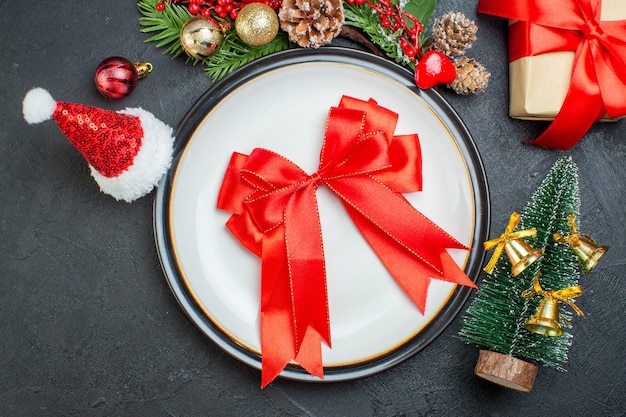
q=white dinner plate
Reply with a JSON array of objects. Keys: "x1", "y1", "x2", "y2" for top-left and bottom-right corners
[{"x1": 154, "y1": 48, "x2": 489, "y2": 382}]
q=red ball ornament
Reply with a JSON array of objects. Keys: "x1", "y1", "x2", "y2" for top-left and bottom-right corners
[{"x1": 94, "y1": 57, "x2": 152, "y2": 99}]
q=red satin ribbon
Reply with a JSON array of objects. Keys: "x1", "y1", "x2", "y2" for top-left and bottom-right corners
[
  {"x1": 478, "y1": 0, "x2": 626, "y2": 149},
  {"x1": 217, "y1": 96, "x2": 476, "y2": 387}
]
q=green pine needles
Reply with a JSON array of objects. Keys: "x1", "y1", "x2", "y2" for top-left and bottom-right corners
[
  {"x1": 138, "y1": 0, "x2": 436, "y2": 82},
  {"x1": 138, "y1": 0, "x2": 292, "y2": 82},
  {"x1": 139, "y1": 0, "x2": 194, "y2": 61},
  {"x1": 458, "y1": 157, "x2": 582, "y2": 370},
  {"x1": 204, "y1": 31, "x2": 291, "y2": 82},
  {"x1": 343, "y1": 0, "x2": 435, "y2": 71},
  {"x1": 343, "y1": 3, "x2": 413, "y2": 69}
]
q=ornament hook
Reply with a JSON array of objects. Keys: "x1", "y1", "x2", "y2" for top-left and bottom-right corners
[{"x1": 134, "y1": 62, "x2": 153, "y2": 79}]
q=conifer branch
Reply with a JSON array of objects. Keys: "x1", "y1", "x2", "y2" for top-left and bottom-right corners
[
  {"x1": 138, "y1": 0, "x2": 195, "y2": 61},
  {"x1": 205, "y1": 31, "x2": 292, "y2": 82}
]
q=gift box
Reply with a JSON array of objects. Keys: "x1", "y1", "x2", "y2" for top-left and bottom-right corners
[
  {"x1": 478, "y1": 0, "x2": 626, "y2": 149},
  {"x1": 508, "y1": 0, "x2": 626, "y2": 120}
]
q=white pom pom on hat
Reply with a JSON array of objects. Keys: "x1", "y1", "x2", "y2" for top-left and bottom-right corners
[
  {"x1": 22, "y1": 87, "x2": 175, "y2": 203},
  {"x1": 23, "y1": 87, "x2": 57, "y2": 124}
]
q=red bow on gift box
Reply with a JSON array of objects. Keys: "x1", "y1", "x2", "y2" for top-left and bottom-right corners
[
  {"x1": 217, "y1": 96, "x2": 476, "y2": 387},
  {"x1": 478, "y1": 0, "x2": 626, "y2": 149}
]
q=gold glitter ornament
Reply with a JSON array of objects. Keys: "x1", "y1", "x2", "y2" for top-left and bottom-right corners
[
  {"x1": 180, "y1": 16, "x2": 227, "y2": 60},
  {"x1": 235, "y1": 3, "x2": 279, "y2": 47}
]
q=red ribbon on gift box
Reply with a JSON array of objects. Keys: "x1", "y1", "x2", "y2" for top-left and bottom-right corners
[
  {"x1": 217, "y1": 96, "x2": 476, "y2": 387},
  {"x1": 478, "y1": 0, "x2": 626, "y2": 149}
]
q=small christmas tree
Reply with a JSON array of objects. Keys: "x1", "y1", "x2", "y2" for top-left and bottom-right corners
[{"x1": 458, "y1": 157, "x2": 585, "y2": 392}]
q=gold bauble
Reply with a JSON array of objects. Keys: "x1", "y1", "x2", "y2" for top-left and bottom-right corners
[
  {"x1": 180, "y1": 16, "x2": 224, "y2": 60},
  {"x1": 235, "y1": 3, "x2": 279, "y2": 47}
]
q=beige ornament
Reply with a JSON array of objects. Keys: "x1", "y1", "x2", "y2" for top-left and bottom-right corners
[
  {"x1": 235, "y1": 3, "x2": 279, "y2": 47},
  {"x1": 449, "y1": 57, "x2": 491, "y2": 95},
  {"x1": 279, "y1": 0, "x2": 344, "y2": 48},
  {"x1": 433, "y1": 11, "x2": 478, "y2": 58}
]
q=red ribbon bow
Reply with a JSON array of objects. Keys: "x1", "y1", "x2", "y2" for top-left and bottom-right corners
[
  {"x1": 478, "y1": 0, "x2": 626, "y2": 149},
  {"x1": 217, "y1": 96, "x2": 476, "y2": 387}
]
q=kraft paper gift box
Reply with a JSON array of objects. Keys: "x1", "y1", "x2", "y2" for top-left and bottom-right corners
[{"x1": 508, "y1": 0, "x2": 625, "y2": 121}]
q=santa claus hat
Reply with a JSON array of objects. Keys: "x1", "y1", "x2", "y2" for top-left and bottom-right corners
[{"x1": 22, "y1": 87, "x2": 174, "y2": 202}]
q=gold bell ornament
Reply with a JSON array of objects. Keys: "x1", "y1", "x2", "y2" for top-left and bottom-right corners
[
  {"x1": 521, "y1": 273, "x2": 584, "y2": 337},
  {"x1": 483, "y1": 212, "x2": 542, "y2": 276},
  {"x1": 554, "y1": 213, "x2": 608, "y2": 274}
]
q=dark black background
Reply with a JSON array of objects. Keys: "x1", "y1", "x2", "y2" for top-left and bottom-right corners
[{"x1": 1, "y1": 1, "x2": 624, "y2": 416}]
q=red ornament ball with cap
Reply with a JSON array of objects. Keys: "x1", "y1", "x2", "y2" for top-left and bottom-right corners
[{"x1": 94, "y1": 56, "x2": 152, "y2": 99}]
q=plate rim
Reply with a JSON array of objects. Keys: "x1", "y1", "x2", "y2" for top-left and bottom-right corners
[{"x1": 154, "y1": 46, "x2": 490, "y2": 383}]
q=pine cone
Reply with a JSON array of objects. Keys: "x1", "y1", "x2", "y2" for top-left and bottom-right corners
[
  {"x1": 449, "y1": 57, "x2": 490, "y2": 95},
  {"x1": 433, "y1": 12, "x2": 478, "y2": 58},
  {"x1": 279, "y1": 0, "x2": 344, "y2": 48}
]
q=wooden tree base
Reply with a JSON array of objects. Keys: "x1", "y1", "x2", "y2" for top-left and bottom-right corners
[{"x1": 474, "y1": 350, "x2": 538, "y2": 393}]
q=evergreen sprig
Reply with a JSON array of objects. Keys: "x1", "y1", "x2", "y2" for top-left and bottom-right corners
[
  {"x1": 204, "y1": 31, "x2": 292, "y2": 82},
  {"x1": 138, "y1": 0, "x2": 194, "y2": 61},
  {"x1": 343, "y1": 0, "x2": 435, "y2": 72},
  {"x1": 138, "y1": 0, "x2": 292, "y2": 81},
  {"x1": 138, "y1": 0, "x2": 437, "y2": 81},
  {"x1": 458, "y1": 157, "x2": 582, "y2": 370},
  {"x1": 343, "y1": 2, "x2": 414, "y2": 70}
]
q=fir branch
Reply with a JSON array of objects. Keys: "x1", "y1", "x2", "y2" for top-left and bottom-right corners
[
  {"x1": 204, "y1": 31, "x2": 292, "y2": 82},
  {"x1": 138, "y1": 0, "x2": 194, "y2": 61},
  {"x1": 138, "y1": 0, "x2": 435, "y2": 80},
  {"x1": 343, "y1": 2, "x2": 415, "y2": 70}
]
